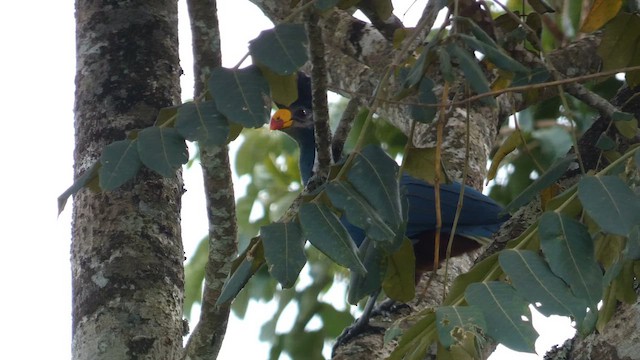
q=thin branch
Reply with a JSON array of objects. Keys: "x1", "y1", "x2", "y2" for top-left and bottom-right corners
[{"x1": 183, "y1": 0, "x2": 238, "y2": 358}]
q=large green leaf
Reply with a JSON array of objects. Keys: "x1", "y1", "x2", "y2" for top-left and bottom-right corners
[
  {"x1": 299, "y1": 203, "x2": 366, "y2": 274},
  {"x1": 539, "y1": 212, "x2": 603, "y2": 308},
  {"x1": 410, "y1": 78, "x2": 438, "y2": 124},
  {"x1": 597, "y1": 13, "x2": 640, "y2": 72},
  {"x1": 499, "y1": 249, "x2": 587, "y2": 320},
  {"x1": 435, "y1": 306, "x2": 486, "y2": 348},
  {"x1": 137, "y1": 127, "x2": 188, "y2": 178},
  {"x1": 446, "y1": 43, "x2": 495, "y2": 106},
  {"x1": 209, "y1": 66, "x2": 270, "y2": 128},
  {"x1": 58, "y1": 162, "x2": 101, "y2": 214},
  {"x1": 176, "y1": 100, "x2": 229, "y2": 148},
  {"x1": 504, "y1": 154, "x2": 577, "y2": 213},
  {"x1": 347, "y1": 145, "x2": 403, "y2": 231},
  {"x1": 261, "y1": 222, "x2": 307, "y2": 288},
  {"x1": 465, "y1": 282, "x2": 538, "y2": 353},
  {"x1": 578, "y1": 175, "x2": 640, "y2": 236},
  {"x1": 325, "y1": 181, "x2": 396, "y2": 243},
  {"x1": 382, "y1": 237, "x2": 416, "y2": 302},
  {"x1": 99, "y1": 139, "x2": 141, "y2": 191},
  {"x1": 249, "y1": 24, "x2": 309, "y2": 76},
  {"x1": 347, "y1": 238, "x2": 386, "y2": 304}
]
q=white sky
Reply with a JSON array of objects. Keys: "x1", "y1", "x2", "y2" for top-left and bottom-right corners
[{"x1": 0, "y1": 1, "x2": 573, "y2": 358}]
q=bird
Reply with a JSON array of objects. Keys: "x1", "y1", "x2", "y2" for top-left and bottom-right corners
[{"x1": 269, "y1": 73, "x2": 508, "y2": 346}]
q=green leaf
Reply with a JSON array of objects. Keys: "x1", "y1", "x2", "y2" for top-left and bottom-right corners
[
  {"x1": 446, "y1": 43, "x2": 495, "y2": 106},
  {"x1": 597, "y1": 13, "x2": 640, "y2": 72},
  {"x1": 382, "y1": 237, "x2": 416, "y2": 302},
  {"x1": 459, "y1": 34, "x2": 529, "y2": 73},
  {"x1": 453, "y1": 16, "x2": 499, "y2": 47},
  {"x1": 249, "y1": 24, "x2": 309, "y2": 76},
  {"x1": 410, "y1": 78, "x2": 438, "y2": 124},
  {"x1": 261, "y1": 222, "x2": 307, "y2": 288},
  {"x1": 299, "y1": 203, "x2": 367, "y2": 274},
  {"x1": 438, "y1": 48, "x2": 455, "y2": 83},
  {"x1": 315, "y1": 0, "x2": 341, "y2": 10},
  {"x1": 347, "y1": 145, "x2": 403, "y2": 231},
  {"x1": 176, "y1": 100, "x2": 229, "y2": 148},
  {"x1": 504, "y1": 154, "x2": 577, "y2": 213},
  {"x1": 539, "y1": 212, "x2": 603, "y2": 308},
  {"x1": 595, "y1": 133, "x2": 616, "y2": 150},
  {"x1": 612, "y1": 111, "x2": 634, "y2": 121},
  {"x1": 624, "y1": 226, "x2": 640, "y2": 260},
  {"x1": 348, "y1": 238, "x2": 386, "y2": 304},
  {"x1": 184, "y1": 236, "x2": 208, "y2": 319},
  {"x1": 325, "y1": 181, "x2": 396, "y2": 243},
  {"x1": 260, "y1": 69, "x2": 299, "y2": 107},
  {"x1": 403, "y1": 45, "x2": 432, "y2": 89},
  {"x1": 444, "y1": 252, "x2": 500, "y2": 305},
  {"x1": 435, "y1": 306, "x2": 486, "y2": 348},
  {"x1": 499, "y1": 249, "x2": 587, "y2": 320},
  {"x1": 58, "y1": 162, "x2": 101, "y2": 214},
  {"x1": 465, "y1": 282, "x2": 538, "y2": 353},
  {"x1": 209, "y1": 66, "x2": 270, "y2": 128},
  {"x1": 137, "y1": 127, "x2": 188, "y2": 177},
  {"x1": 527, "y1": 0, "x2": 555, "y2": 14},
  {"x1": 217, "y1": 237, "x2": 266, "y2": 305},
  {"x1": 99, "y1": 139, "x2": 142, "y2": 190},
  {"x1": 388, "y1": 311, "x2": 436, "y2": 360},
  {"x1": 370, "y1": 0, "x2": 393, "y2": 20},
  {"x1": 578, "y1": 175, "x2": 640, "y2": 236}
]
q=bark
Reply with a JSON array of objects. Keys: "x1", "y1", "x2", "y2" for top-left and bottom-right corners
[
  {"x1": 72, "y1": 1, "x2": 184, "y2": 359},
  {"x1": 182, "y1": 0, "x2": 238, "y2": 358}
]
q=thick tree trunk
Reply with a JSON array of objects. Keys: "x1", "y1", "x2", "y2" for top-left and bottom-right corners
[{"x1": 72, "y1": 1, "x2": 184, "y2": 359}]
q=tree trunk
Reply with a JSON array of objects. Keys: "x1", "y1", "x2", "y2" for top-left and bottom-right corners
[{"x1": 72, "y1": 1, "x2": 184, "y2": 359}]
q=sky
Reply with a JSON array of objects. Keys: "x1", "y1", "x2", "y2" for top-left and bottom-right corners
[{"x1": 0, "y1": 1, "x2": 574, "y2": 359}]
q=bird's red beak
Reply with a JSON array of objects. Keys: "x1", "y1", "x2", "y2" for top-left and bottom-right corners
[{"x1": 270, "y1": 109, "x2": 294, "y2": 130}]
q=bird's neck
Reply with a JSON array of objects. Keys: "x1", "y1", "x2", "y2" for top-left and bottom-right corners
[{"x1": 290, "y1": 127, "x2": 316, "y2": 185}]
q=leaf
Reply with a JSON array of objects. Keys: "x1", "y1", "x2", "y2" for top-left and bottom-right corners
[
  {"x1": 347, "y1": 145, "x2": 403, "y2": 231},
  {"x1": 438, "y1": 48, "x2": 455, "y2": 83},
  {"x1": 261, "y1": 222, "x2": 307, "y2": 288},
  {"x1": 348, "y1": 238, "x2": 386, "y2": 304},
  {"x1": 465, "y1": 282, "x2": 538, "y2": 353},
  {"x1": 260, "y1": 69, "x2": 299, "y2": 107},
  {"x1": 299, "y1": 203, "x2": 367, "y2": 274},
  {"x1": 459, "y1": 34, "x2": 529, "y2": 73},
  {"x1": 453, "y1": 16, "x2": 499, "y2": 47},
  {"x1": 435, "y1": 306, "x2": 486, "y2": 348},
  {"x1": 613, "y1": 117, "x2": 639, "y2": 139},
  {"x1": 137, "y1": 127, "x2": 188, "y2": 177},
  {"x1": 315, "y1": 0, "x2": 341, "y2": 10},
  {"x1": 382, "y1": 237, "x2": 416, "y2": 302},
  {"x1": 503, "y1": 154, "x2": 577, "y2": 213},
  {"x1": 487, "y1": 129, "x2": 523, "y2": 182},
  {"x1": 249, "y1": 24, "x2": 309, "y2": 76},
  {"x1": 410, "y1": 78, "x2": 438, "y2": 124},
  {"x1": 499, "y1": 249, "x2": 587, "y2": 320},
  {"x1": 370, "y1": 0, "x2": 393, "y2": 20},
  {"x1": 539, "y1": 212, "x2": 603, "y2": 308},
  {"x1": 209, "y1": 66, "x2": 270, "y2": 128},
  {"x1": 175, "y1": 100, "x2": 229, "y2": 148},
  {"x1": 403, "y1": 44, "x2": 434, "y2": 88},
  {"x1": 446, "y1": 43, "x2": 495, "y2": 106},
  {"x1": 184, "y1": 236, "x2": 208, "y2": 318},
  {"x1": 99, "y1": 139, "x2": 142, "y2": 190},
  {"x1": 388, "y1": 311, "x2": 436, "y2": 360},
  {"x1": 597, "y1": 13, "x2": 640, "y2": 72},
  {"x1": 217, "y1": 237, "x2": 266, "y2": 305},
  {"x1": 624, "y1": 226, "x2": 640, "y2": 260},
  {"x1": 325, "y1": 181, "x2": 396, "y2": 243},
  {"x1": 527, "y1": 0, "x2": 555, "y2": 14},
  {"x1": 580, "y1": 0, "x2": 623, "y2": 32},
  {"x1": 444, "y1": 252, "x2": 500, "y2": 305},
  {"x1": 403, "y1": 147, "x2": 449, "y2": 184},
  {"x1": 578, "y1": 175, "x2": 640, "y2": 236},
  {"x1": 58, "y1": 162, "x2": 100, "y2": 214},
  {"x1": 595, "y1": 133, "x2": 616, "y2": 150}
]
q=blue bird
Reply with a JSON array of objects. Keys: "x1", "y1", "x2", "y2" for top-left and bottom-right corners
[{"x1": 270, "y1": 74, "x2": 508, "y2": 345}]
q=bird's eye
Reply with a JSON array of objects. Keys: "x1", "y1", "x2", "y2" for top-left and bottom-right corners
[{"x1": 293, "y1": 108, "x2": 309, "y2": 119}]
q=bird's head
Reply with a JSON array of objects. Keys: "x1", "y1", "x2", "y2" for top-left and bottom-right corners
[{"x1": 269, "y1": 74, "x2": 316, "y2": 185}]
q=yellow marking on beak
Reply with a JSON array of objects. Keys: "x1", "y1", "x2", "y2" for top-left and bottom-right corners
[{"x1": 270, "y1": 109, "x2": 293, "y2": 130}]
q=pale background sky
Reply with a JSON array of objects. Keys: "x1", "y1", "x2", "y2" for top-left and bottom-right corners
[{"x1": 0, "y1": 1, "x2": 573, "y2": 358}]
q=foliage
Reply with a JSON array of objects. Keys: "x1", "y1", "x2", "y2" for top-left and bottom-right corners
[{"x1": 60, "y1": 1, "x2": 640, "y2": 359}]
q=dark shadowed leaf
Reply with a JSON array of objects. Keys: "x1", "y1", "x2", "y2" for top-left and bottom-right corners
[
  {"x1": 137, "y1": 127, "x2": 188, "y2": 178},
  {"x1": 261, "y1": 222, "x2": 307, "y2": 288},
  {"x1": 539, "y1": 212, "x2": 603, "y2": 308},
  {"x1": 459, "y1": 34, "x2": 529, "y2": 73},
  {"x1": 579, "y1": 175, "x2": 640, "y2": 236},
  {"x1": 325, "y1": 181, "x2": 396, "y2": 243},
  {"x1": 371, "y1": 0, "x2": 393, "y2": 20},
  {"x1": 58, "y1": 162, "x2": 101, "y2": 214},
  {"x1": 249, "y1": 24, "x2": 309, "y2": 76},
  {"x1": 315, "y1": 0, "x2": 341, "y2": 10},
  {"x1": 499, "y1": 249, "x2": 587, "y2": 320},
  {"x1": 383, "y1": 237, "x2": 416, "y2": 302},
  {"x1": 438, "y1": 48, "x2": 455, "y2": 83},
  {"x1": 624, "y1": 226, "x2": 640, "y2": 260},
  {"x1": 528, "y1": 0, "x2": 555, "y2": 13},
  {"x1": 209, "y1": 66, "x2": 270, "y2": 128},
  {"x1": 446, "y1": 43, "x2": 495, "y2": 106},
  {"x1": 465, "y1": 282, "x2": 538, "y2": 353},
  {"x1": 99, "y1": 139, "x2": 142, "y2": 190},
  {"x1": 411, "y1": 78, "x2": 438, "y2": 123},
  {"x1": 299, "y1": 203, "x2": 366, "y2": 274},
  {"x1": 347, "y1": 145, "x2": 403, "y2": 230},
  {"x1": 217, "y1": 237, "x2": 266, "y2": 305},
  {"x1": 453, "y1": 16, "x2": 499, "y2": 47},
  {"x1": 403, "y1": 43, "x2": 435, "y2": 88},
  {"x1": 176, "y1": 100, "x2": 229, "y2": 148},
  {"x1": 348, "y1": 239, "x2": 386, "y2": 304},
  {"x1": 504, "y1": 154, "x2": 577, "y2": 213},
  {"x1": 435, "y1": 306, "x2": 486, "y2": 348}
]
